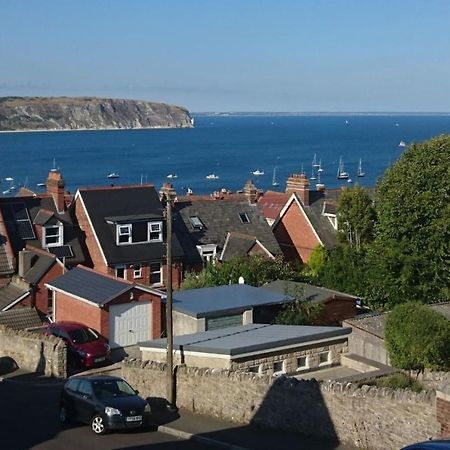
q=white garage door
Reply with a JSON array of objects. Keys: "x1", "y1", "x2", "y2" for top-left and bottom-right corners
[{"x1": 109, "y1": 301, "x2": 152, "y2": 348}]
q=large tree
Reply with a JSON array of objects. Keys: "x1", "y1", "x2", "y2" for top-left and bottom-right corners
[{"x1": 367, "y1": 135, "x2": 450, "y2": 309}]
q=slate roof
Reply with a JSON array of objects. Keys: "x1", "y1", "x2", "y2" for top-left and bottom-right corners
[
  {"x1": 171, "y1": 284, "x2": 293, "y2": 319},
  {"x1": 0, "y1": 307, "x2": 44, "y2": 330},
  {"x1": 78, "y1": 185, "x2": 183, "y2": 265},
  {"x1": 221, "y1": 232, "x2": 271, "y2": 261},
  {"x1": 46, "y1": 266, "x2": 135, "y2": 306},
  {"x1": 0, "y1": 195, "x2": 85, "y2": 265},
  {"x1": 0, "y1": 283, "x2": 30, "y2": 311},
  {"x1": 262, "y1": 280, "x2": 358, "y2": 303},
  {"x1": 174, "y1": 197, "x2": 281, "y2": 264},
  {"x1": 258, "y1": 191, "x2": 290, "y2": 222},
  {"x1": 23, "y1": 251, "x2": 57, "y2": 285},
  {"x1": 0, "y1": 241, "x2": 14, "y2": 276},
  {"x1": 140, "y1": 323, "x2": 352, "y2": 356}
]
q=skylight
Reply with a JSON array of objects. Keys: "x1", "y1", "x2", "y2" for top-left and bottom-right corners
[
  {"x1": 239, "y1": 212, "x2": 250, "y2": 224},
  {"x1": 189, "y1": 216, "x2": 205, "y2": 229}
]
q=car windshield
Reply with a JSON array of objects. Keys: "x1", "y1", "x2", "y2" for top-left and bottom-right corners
[
  {"x1": 92, "y1": 379, "x2": 136, "y2": 398},
  {"x1": 68, "y1": 327, "x2": 98, "y2": 344}
]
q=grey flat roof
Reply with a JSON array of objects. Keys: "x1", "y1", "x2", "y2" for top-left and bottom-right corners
[
  {"x1": 140, "y1": 323, "x2": 351, "y2": 357},
  {"x1": 46, "y1": 266, "x2": 132, "y2": 306},
  {"x1": 171, "y1": 284, "x2": 293, "y2": 319}
]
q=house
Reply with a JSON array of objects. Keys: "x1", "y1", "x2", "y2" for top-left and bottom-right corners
[
  {"x1": 342, "y1": 302, "x2": 450, "y2": 366},
  {"x1": 139, "y1": 323, "x2": 351, "y2": 375},
  {"x1": 262, "y1": 280, "x2": 358, "y2": 326},
  {"x1": 174, "y1": 180, "x2": 282, "y2": 270},
  {"x1": 0, "y1": 169, "x2": 86, "y2": 280},
  {"x1": 0, "y1": 248, "x2": 65, "y2": 316},
  {"x1": 169, "y1": 283, "x2": 293, "y2": 335},
  {"x1": 45, "y1": 265, "x2": 165, "y2": 348},
  {"x1": 270, "y1": 173, "x2": 340, "y2": 263},
  {"x1": 73, "y1": 184, "x2": 184, "y2": 289}
]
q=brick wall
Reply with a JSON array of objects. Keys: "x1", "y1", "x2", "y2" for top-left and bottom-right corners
[
  {"x1": 317, "y1": 298, "x2": 357, "y2": 326},
  {"x1": 437, "y1": 391, "x2": 450, "y2": 437},
  {"x1": 0, "y1": 324, "x2": 66, "y2": 377},
  {"x1": 122, "y1": 359, "x2": 441, "y2": 450}
]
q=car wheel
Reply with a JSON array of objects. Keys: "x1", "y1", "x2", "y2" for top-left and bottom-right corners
[
  {"x1": 59, "y1": 406, "x2": 68, "y2": 425},
  {"x1": 91, "y1": 415, "x2": 107, "y2": 435}
]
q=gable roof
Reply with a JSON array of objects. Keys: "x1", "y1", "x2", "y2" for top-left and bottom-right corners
[
  {"x1": 0, "y1": 307, "x2": 44, "y2": 330},
  {"x1": 171, "y1": 284, "x2": 293, "y2": 319},
  {"x1": 23, "y1": 251, "x2": 58, "y2": 285},
  {"x1": 0, "y1": 283, "x2": 30, "y2": 311},
  {"x1": 262, "y1": 280, "x2": 358, "y2": 303},
  {"x1": 175, "y1": 197, "x2": 281, "y2": 264},
  {"x1": 258, "y1": 191, "x2": 290, "y2": 222},
  {"x1": 46, "y1": 265, "x2": 164, "y2": 307},
  {"x1": 220, "y1": 232, "x2": 274, "y2": 261},
  {"x1": 76, "y1": 185, "x2": 183, "y2": 265},
  {"x1": 0, "y1": 195, "x2": 85, "y2": 265},
  {"x1": 140, "y1": 323, "x2": 352, "y2": 357}
]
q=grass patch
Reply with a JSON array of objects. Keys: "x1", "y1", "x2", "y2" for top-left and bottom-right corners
[{"x1": 363, "y1": 372, "x2": 424, "y2": 392}]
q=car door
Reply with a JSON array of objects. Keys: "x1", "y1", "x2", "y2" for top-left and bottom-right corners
[
  {"x1": 62, "y1": 378, "x2": 80, "y2": 420},
  {"x1": 74, "y1": 379, "x2": 97, "y2": 423}
]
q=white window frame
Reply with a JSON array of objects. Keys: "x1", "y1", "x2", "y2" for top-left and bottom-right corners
[
  {"x1": 149, "y1": 262, "x2": 162, "y2": 286},
  {"x1": 318, "y1": 351, "x2": 331, "y2": 367},
  {"x1": 43, "y1": 223, "x2": 63, "y2": 248},
  {"x1": 239, "y1": 212, "x2": 250, "y2": 224},
  {"x1": 148, "y1": 221, "x2": 163, "y2": 242},
  {"x1": 272, "y1": 360, "x2": 286, "y2": 377},
  {"x1": 115, "y1": 265, "x2": 127, "y2": 280},
  {"x1": 296, "y1": 355, "x2": 309, "y2": 371},
  {"x1": 133, "y1": 263, "x2": 142, "y2": 279},
  {"x1": 196, "y1": 244, "x2": 217, "y2": 263},
  {"x1": 116, "y1": 224, "x2": 132, "y2": 245}
]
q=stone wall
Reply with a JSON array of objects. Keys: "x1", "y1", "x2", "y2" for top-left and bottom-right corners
[
  {"x1": 122, "y1": 358, "x2": 441, "y2": 449},
  {"x1": 418, "y1": 369, "x2": 450, "y2": 391},
  {"x1": 437, "y1": 391, "x2": 450, "y2": 437},
  {"x1": 0, "y1": 324, "x2": 66, "y2": 377}
]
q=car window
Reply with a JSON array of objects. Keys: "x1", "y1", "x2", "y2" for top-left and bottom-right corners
[
  {"x1": 92, "y1": 379, "x2": 136, "y2": 398},
  {"x1": 68, "y1": 327, "x2": 99, "y2": 344},
  {"x1": 78, "y1": 380, "x2": 93, "y2": 396},
  {"x1": 65, "y1": 378, "x2": 80, "y2": 393}
]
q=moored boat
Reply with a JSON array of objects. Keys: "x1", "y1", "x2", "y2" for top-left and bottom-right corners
[
  {"x1": 206, "y1": 174, "x2": 219, "y2": 180},
  {"x1": 252, "y1": 169, "x2": 264, "y2": 176},
  {"x1": 357, "y1": 158, "x2": 365, "y2": 177},
  {"x1": 107, "y1": 172, "x2": 120, "y2": 179},
  {"x1": 337, "y1": 157, "x2": 349, "y2": 180}
]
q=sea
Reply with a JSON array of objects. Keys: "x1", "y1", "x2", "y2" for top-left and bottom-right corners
[{"x1": 1, "y1": 114, "x2": 450, "y2": 196}]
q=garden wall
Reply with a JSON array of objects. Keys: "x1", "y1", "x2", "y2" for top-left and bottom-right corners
[{"x1": 122, "y1": 358, "x2": 442, "y2": 449}]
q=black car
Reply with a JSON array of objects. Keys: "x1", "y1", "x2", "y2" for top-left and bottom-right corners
[
  {"x1": 60, "y1": 375, "x2": 151, "y2": 434},
  {"x1": 401, "y1": 441, "x2": 450, "y2": 450}
]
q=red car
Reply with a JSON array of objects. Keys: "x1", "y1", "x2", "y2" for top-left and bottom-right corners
[{"x1": 44, "y1": 322, "x2": 110, "y2": 369}]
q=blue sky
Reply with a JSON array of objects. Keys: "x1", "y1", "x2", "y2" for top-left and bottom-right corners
[{"x1": 1, "y1": 0, "x2": 450, "y2": 112}]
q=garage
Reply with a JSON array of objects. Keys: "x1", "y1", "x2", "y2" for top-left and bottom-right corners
[{"x1": 109, "y1": 301, "x2": 152, "y2": 348}]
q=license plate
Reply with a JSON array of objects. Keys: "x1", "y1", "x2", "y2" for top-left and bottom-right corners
[
  {"x1": 126, "y1": 415, "x2": 142, "y2": 422},
  {"x1": 94, "y1": 357, "x2": 106, "y2": 363}
]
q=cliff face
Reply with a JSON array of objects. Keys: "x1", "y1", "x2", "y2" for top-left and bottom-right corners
[{"x1": 0, "y1": 97, "x2": 193, "y2": 131}]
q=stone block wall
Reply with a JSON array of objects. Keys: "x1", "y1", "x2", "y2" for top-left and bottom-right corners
[
  {"x1": 0, "y1": 324, "x2": 66, "y2": 377},
  {"x1": 122, "y1": 358, "x2": 441, "y2": 449}
]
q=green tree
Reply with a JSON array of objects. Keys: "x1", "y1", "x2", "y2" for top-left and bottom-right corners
[
  {"x1": 337, "y1": 185, "x2": 376, "y2": 249},
  {"x1": 304, "y1": 245, "x2": 327, "y2": 280},
  {"x1": 385, "y1": 302, "x2": 450, "y2": 372},
  {"x1": 367, "y1": 135, "x2": 450, "y2": 308}
]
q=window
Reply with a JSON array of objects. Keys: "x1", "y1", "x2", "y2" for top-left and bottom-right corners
[
  {"x1": 248, "y1": 365, "x2": 261, "y2": 374},
  {"x1": 319, "y1": 351, "x2": 331, "y2": 366},
  {"x1": 47, "y1": 289, "x2": 53, "y2": 314},
  {"x1": 239, "y1": 212, "x2": 250, "y2": 224},
  {"x1": 65, "y1": 378, "x2": 81, "y2": 393},
  {"x1": 117, "y1": 224, "x2": 132, "y2": 244},
  {"x1": 150, "y1": 262, "x2": 162, "y2": 285},
  {"x1": 189, "y1": 216, "x2": 205, "y2": 229},
  {"x1": 133, "y1": 264, "x2": 142, "y2": 279},
  {"x1": 296, "y1": 356, "x2": 309, "y2": 371},
  {"x1": 116, "y1": 266, "x2": 126, "y2": 279},
  {"x1": 43, "y1": 224, "x2": 63, "y2": 247},
  {"x1": 196, "y1": 244, "x2": 217, "y2": 264},
  {"x1": 273, "y1": 361, "x2": 285, "y2": 376},
  {"x1": 78, "y1": 380, "x2": 94, "y2": 396},
  {"x1": 148, "y1": 222, "x2": 163, "y2": 242}
]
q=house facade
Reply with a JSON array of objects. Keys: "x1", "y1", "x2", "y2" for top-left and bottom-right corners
[{"x1": 73, "y1": 184, "x2": 183, "y2": 289}]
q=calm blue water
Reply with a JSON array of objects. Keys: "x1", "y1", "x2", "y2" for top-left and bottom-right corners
[{"x1": 1, "y1": 114, "x2": 450, "y2": 196}]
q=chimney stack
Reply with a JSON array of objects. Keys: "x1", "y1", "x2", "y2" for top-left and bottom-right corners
[
  {"x1": 46, "y1": 169, "x2": 66, "y2": 213},
  {"x1": 243, "y1": 180, "x2": 258, "y2": 203},
  {"x1": 159, "y1": 182, "x2": 177, "y2": 202},
  {"x1": 286, "y1": 173, "x2": 310, "y2": 206}
]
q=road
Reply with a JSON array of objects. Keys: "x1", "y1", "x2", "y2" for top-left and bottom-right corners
[{"x1": 0, "y1": 376, "x2": 211, "y2": 450}]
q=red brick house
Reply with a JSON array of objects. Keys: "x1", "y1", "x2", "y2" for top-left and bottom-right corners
[
  {"x1": 46, "y1": 265, "x2": 164, "y2": 348},
  {"x1": 73, "y1": 184, "x2": 183, "y2": 289}
]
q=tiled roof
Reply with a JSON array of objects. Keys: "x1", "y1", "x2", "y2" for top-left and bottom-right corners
[
  {"x1": 0, "y1": 242, "x2": 14, "y2": 276},
  {"x1": 221, "y1": 232, "x2": 258, "y2": 261},
  {"x1": 175, "y1": 198, "x2": 281, "y2": 264},
  {"x1": 140, "y1": 323, "x2": 351, "y2": 356},
  {"x1": 46, "y1": 266, "x2": 133, "y2": 306},
  {"x1": 0, "y1": 283, "x2": 30, "y2": 311},
  {"x1": 262, "y1": 280, "x2": 358, "y2": 303},
  {"x1": 23, "y1": 251, "x2": 57, "y2": 285},
  {"x1": 258, "y1": 191, "x2": 290, "y2": 222},
  {"x1": 0, "y1": 307, "x2": 44, "y2": 330},
  {"x1": 171, "y1": 284, "x2": 293, "y2": 318},
  {"x1": 78, "y1": 186, "x2": 183, "y2": 265}
]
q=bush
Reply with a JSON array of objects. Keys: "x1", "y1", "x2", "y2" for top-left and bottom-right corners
[{"x1": 363, "y1": 373, "x2": 423, "y2": 393}]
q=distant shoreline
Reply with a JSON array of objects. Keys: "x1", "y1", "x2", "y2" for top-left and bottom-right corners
[{"x1": 0, "y1": 124, "x2": 193, "y2": 134}]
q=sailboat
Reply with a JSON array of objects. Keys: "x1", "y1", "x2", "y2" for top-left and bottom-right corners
[
  {"x1": 317, "y1": 160, "x2": 324, "y2": 172},
  {"x1": 357, "y1": 158, "x2": 365, "y2": 177},
  {"x1": 316, "y1": 170, "x2": 325, "y2": 190},
  {"x1": 272, "y1": 167, "x2": 279, "y2": 186},
  {"x1": 312, "y1": 153, "x2": 320, "y2": 168},
  {"x1": 310, "y1": 155, "x2": 317, "y2": 180},
  {"x1": 398, "y1": 140, "x2": 406, "y2": 148},
  {"x1": 336, "y1": 157, "x2": 349, "y2": 180}
]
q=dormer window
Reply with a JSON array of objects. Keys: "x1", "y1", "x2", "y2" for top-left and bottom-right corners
[
  {"x1": 148, "y1": 222, "x2": 163, "y2": 242},
  {"x1": 117, "y1": 224, "x2": 132, "y2": 244},
  {"x1": 43, "y1": 223, "x2": 63, "y2": 248},
  {"x1": 239, "y1": 212, "x2": 250, "y2": 224}
]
